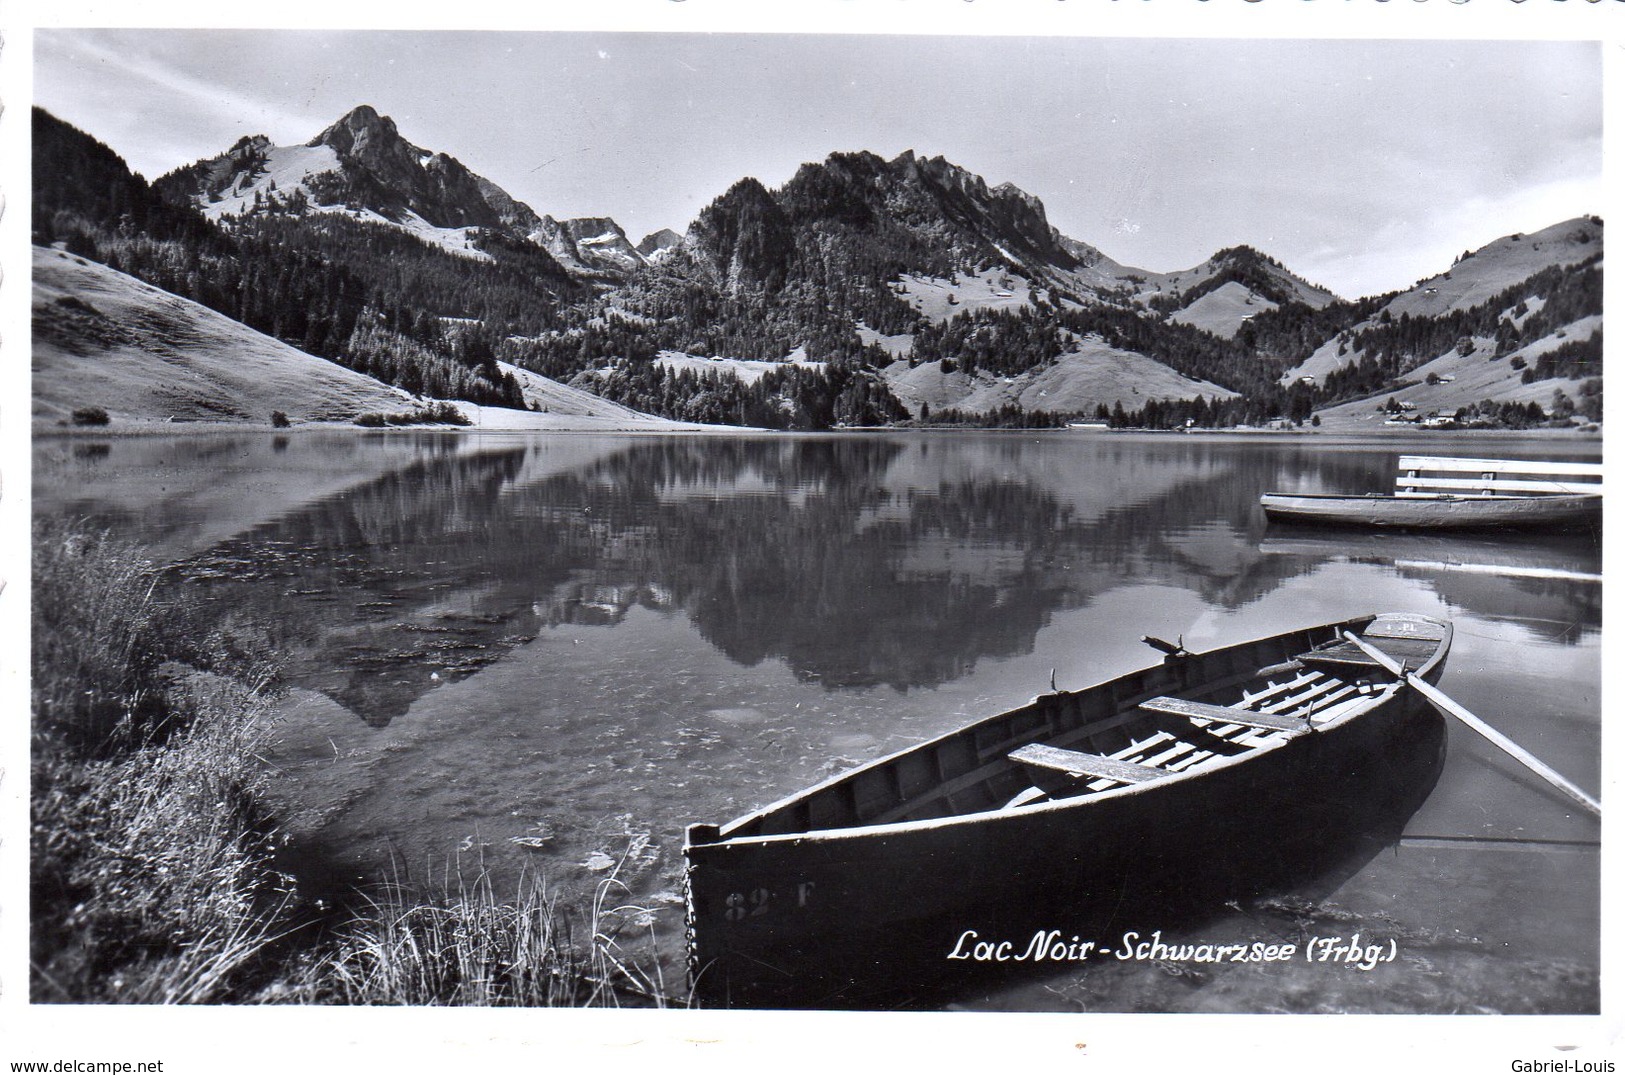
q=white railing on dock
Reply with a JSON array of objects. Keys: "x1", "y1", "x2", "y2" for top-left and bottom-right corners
[{"x1": 1395, "y1": 456, "x2": 1604, "y2": 499}]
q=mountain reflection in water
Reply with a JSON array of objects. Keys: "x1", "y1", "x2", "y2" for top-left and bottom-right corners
[{"x1": 163, "y1": 434, "x2": 1595, "y2": 727}]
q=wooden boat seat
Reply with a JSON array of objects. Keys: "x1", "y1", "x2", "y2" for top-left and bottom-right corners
[
  {"x1": 1297, "y1": 651, "x2": 1388, "y2": 673},
  {"x1": 1009, "y1": 743, "x2": 1169, "y2": 786},
  {"x1": 1297, "y1": 634, "x2": 1436, "y2": 676},
  {"x1": 1139, "y1": 695, "x2": 1311, "y2": 735},
  {"x1": 1242, "y1": 669, "x2": 1318, "y2": 706},
  {"x1": 1363, "y1": 618, "x2": 1448, "y2": 642}
]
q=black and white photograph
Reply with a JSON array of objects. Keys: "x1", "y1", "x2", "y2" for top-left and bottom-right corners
[{"x1": 2, "y1": 1, "x2": 1616, "y2": 1068}]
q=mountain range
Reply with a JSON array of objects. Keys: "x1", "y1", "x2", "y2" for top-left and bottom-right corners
[
  {"x1": 32, "y1": 104, "x2": 1604, "y2": 431},
  {"x1": 154, "y1": 105, "x2": 665, "y2": 282}
]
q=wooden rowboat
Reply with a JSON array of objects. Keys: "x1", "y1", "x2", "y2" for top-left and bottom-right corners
[
  {"x1": 1260, "y1": 455, "x2": 1602, "y2": 532},
  {"x1": 1258, "y1": 491, "x2": 1601, "y2": 531},
  {"x1": 683, "y1": 612, "x2": 1451, "y2": 1008}
]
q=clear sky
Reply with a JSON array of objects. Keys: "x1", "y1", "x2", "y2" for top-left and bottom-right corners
[{"x1": 33, "y1": 29, "x2": 1602, "y2": 300}]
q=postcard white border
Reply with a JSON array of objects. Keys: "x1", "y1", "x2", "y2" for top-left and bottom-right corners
[{"x1": 1, "y1": 0, "x2": 1618, "y2": 1068}]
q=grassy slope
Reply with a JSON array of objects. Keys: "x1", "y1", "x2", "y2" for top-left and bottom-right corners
[
  {"x1": 33, "y1": 246, "x2": 415, "y2": 426},
  {"x1": 1289, "y1": 217, "x2": 1602, "y2": 387},
  {"x1": 1380, "y1": 217, "x2": 1602, "y2": 321},
  {"x1": 32, "y1": 245, "x2": 700, "y2": 432},
  {"x1": 499, "y1": 360, "x2": 651, "y2": 419},
  {"x1": 869, "y1": 267, "x2": 1243, "y2": 416},
  {"x1": 1313, "y1": 313, "x2": 1601, "y2": 430},
  {"x1": 1128, "y1": 255, "x2": 1340, "y2": 313},
  {"x1": 882, "y1": 336, "x2": 1238, "y2": 418},
  {"x1": 853, "y1": 268, "x2": 1039, "y2": 365},
  {"x1": 895, "y1": 267, "x2": 1036, "y2": 323},
  {"x1": 1169, "y1": 280, "x2": 1279, "y2": 339}
]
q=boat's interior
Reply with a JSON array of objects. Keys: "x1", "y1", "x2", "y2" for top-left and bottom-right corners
[{"x1": 718, "y1": 615, "x2": 1448, "y2": 840}]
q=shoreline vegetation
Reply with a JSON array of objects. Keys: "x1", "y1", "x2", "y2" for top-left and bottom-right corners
[
  {"x1": 30, "y1": 517, "x2": 673, "y2": 1006},
  {"x1": 30, "y1": 413, "x2": 1606, "y2": 440}
]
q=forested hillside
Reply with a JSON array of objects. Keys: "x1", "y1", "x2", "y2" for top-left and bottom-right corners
[
  {"x1": 32, "y1": 104, "x2": 1603, "y2": 432},
  {"x1": 33, "y1": 109, "x2": 547, "y2": 408}
]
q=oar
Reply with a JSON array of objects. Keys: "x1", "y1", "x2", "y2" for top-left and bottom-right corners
[{"x1": 1341, "y1": 631, "x2": 1600, "y2": 817}]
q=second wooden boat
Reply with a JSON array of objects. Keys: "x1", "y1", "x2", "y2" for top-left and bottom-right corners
[
  {"x1": 1258, "y1": 490, "x2": 1601, "y2": 530},
  {"x1": 1261, "y1": 455, "x2": 1602, "y2": 532}
]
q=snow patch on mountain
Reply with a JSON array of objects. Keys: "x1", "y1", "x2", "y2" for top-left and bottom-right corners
[
  {"x1": 652, "y1": 349, "x2": 828, "y2": 385},
  {"x1": 497, "y1": 362, "x2": 654, "y2": 420},
  {"x1": 187, "y1": 141, "x2": 499, "y2": 262},
  {"x1": 166, "y1": 106, "x2": 651, "y2": 279},
  {"x1": 855, "y1": 323, "x2": 915, "y2": 358},
  {"x1": 197, "y1": 142, "x2": 339, "y2": 218}
]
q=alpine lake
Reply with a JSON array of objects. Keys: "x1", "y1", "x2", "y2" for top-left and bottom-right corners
[{"x1": 33, "y1": 428, "x2": 1602, "y2": 1013}]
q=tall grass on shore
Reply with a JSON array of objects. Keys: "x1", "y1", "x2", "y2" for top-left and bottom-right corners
[
  {"x1": 31, "y1": 516, "x2": 669, "y2": 1005},
  {"x1": 33, "y1": 517, "x2": 172, "y2": 755},
  {"x1": 32, "y1": 517, "x2": 292, "y2": 1001},
  {"x1": 284, "y1": 861, "x2": 672, "y2": 1006}
]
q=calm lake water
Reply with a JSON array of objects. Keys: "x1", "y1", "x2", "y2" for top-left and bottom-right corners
[{"x1": 34, "y1": 429, "x2": 1602, "y2": 1012}]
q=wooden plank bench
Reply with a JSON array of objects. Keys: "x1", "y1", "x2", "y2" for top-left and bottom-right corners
[
  {"x1": 1257, "y1": 676, "x2": 1350, "y2": 713},
  {"x1": 1139, "y1": 695, "x2": 1312, "y2": 735},
  {"x1": 1009, "y1": 743, "x2": 1168, "y2": 787},
  {"x1": 1108, "y1": 730, "x2": 1175, "y2": 764},
  {"x1": 1298, "y1": 637, "x2": 1436, "y2": 675},
  {"x1": 1297, "y1": 649, "x2": 1390, "y2": 674},
  {"x1": 1395, "y1": 455, "x2": 1603, "y2": 499},
  {"x1": 1363, "y1": 615, "x2": 1449, "y2": 642},
  {"x1": 1241, "y1": 670, "x2": 1321, "y2": 708}
]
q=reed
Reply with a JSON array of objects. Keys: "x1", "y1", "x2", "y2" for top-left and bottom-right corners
[
  {"x1": 32, "y1": 516, "x2": 170, "y2": 754},
  {"x1": 285, "y1": 854, "x2": 668, "y2": 1006},
  {"x1": 31, "y1": 666, "x2": 293, "y2": 1001},
  {"x1": 31, "y1": 517, "x2": 670, "y2": 1006}
]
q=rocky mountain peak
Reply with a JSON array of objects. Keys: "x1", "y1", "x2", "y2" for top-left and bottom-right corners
[
  {"x1": 160, "y1": 104, "x2": 653, "y2": 284},
  {"x1": 228, "y1": 134, "x2": 273, "y2": 156},
  {"x1": 912, "y1": 153, "x2": 985, "y2": 195},
  {"x1": 307, "y1": 105, "x2": 429, "y2": 190},
  {"x1": 310, "y1": 105, "x2": 399, "y2": 154},
  {"x1": 529, "y1": 215, "x2": 647, "y2": 281},
  {"x1": 1208, "y1": 245, "x2": 1272, "y2": 269},
  {"x1": 473, "y1": 176, "x2": 543, "y2": 234},
  {"x1": 685, "y1": 177, "x2": 794, "y2": 293},
  {"x1": 992, "y1": 181, "x2": 1047, "y2": 221},
  {"x1": 637, "y1": 228, "x2": 683, "y2": 258}
]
